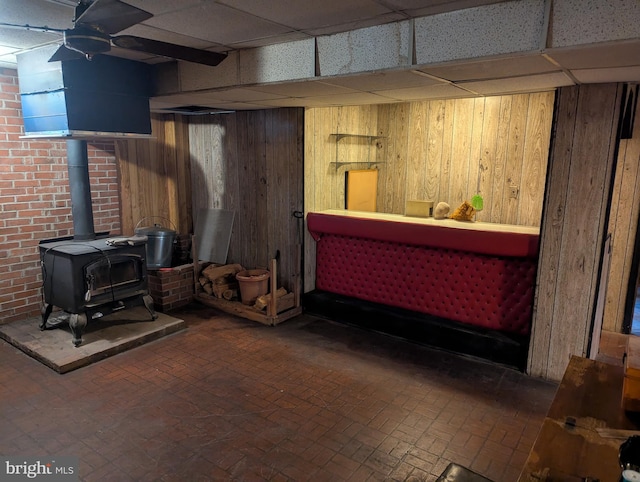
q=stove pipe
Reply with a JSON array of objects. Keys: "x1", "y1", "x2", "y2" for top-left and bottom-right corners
[{"x1": 66, "y1": 139, "x2": 96, "y2": 241}]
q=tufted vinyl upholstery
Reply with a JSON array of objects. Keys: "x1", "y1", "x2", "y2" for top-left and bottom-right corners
[{"x1": 309, "y1": 214, "x2": 539, "y2": 336}]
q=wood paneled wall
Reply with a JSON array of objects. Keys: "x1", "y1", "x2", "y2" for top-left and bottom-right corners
[
  {"x1": 188, "y1": 108, "x2": 304, "y2": 292},
  {"x1": 116, "y1": 109, "x2": 304, "y2": 293},
  {"x1": 304, "y1": 92, "x2": 555, "y2": 290},
  {"x1": 116, "y1": 114, "x2": 192, "y2": 235},
  {"x1": 305, "y1": 93, "x2": 553, "y2": 222},
  {"x1": 528, "y1": 84, "x2": 623, "y2": 381},
  {"x1": 603, "y1": 91, "x2": 640, "y2": 332}
]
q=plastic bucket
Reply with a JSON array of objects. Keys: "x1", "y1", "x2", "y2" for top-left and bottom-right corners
[
  {"x1": 236, "y1": 269, "x2": 270, "y2": 305},
  {"x1": 135, "y1": 217, "x2": 177, "y2": 269}
]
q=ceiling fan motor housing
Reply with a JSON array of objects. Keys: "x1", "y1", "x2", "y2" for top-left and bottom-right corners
[{"x1": 64, "y1": 26, "x2": 111, "y2": 56}]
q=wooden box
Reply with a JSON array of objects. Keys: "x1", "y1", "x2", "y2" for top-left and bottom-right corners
[
  {"x1": 405, "y1": 200, "x2": 434, "y2": 218},
  {"x1": 623, "y1": 336, "x2": 640, "y2": 411}
]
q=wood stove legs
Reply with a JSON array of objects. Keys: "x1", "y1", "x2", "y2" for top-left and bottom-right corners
[
  {"x1": 69, "y1": 313, "x2": 88, "y2": 347},
  {"x1": 143, "y1": 294, "x2": 158, "y2": 321},
  {"x1": 39, "y1": 294, "x2": 158, "y2": 347},
  {"x1": 40, "y1": 303, "x2": 53, "y2": 330},
  {"x1": 40, "y1": 303, "x2": 85, "y2": 346}
]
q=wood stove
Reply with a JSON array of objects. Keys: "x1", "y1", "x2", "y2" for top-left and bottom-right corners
[
  {"x1": 40, "y1": 237, "x2": 157, "y2": 346},
  {"x1": 38, "y1": 139, "x2": 156, "y2": 346}
]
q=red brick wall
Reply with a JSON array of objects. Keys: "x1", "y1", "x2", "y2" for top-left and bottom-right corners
[
  {"x1": 0, "y1": 68, "x2": 121, "y2": 324},
  {"x1": 147, "y1": 265, "x2": 195, "y2": 312}
]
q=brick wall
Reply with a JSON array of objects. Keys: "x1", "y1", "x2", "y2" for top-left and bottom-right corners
[
  {"x1": 0, "y1": 68, "x2": 121, "y2": 325},
  {"x1": 147, "y1": 264, "x2": 195, "y2": 312}
]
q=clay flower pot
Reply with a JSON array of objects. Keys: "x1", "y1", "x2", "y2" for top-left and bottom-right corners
[{"x1": 235, "y1": 269, "x2": 270, "y2": 305}]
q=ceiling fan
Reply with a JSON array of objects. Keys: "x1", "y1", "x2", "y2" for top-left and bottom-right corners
[{"x1": 0, "y1": 0, "x2": 227, "y2": 66}]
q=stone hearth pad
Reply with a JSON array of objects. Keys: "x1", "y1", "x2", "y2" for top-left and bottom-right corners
[{"x1": 0, "y1": 307, "x2": 186, "y2": 373}]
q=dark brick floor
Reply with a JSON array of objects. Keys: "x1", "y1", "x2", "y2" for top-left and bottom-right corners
[{"x1": 0, "y1": 303, "x2": 558, "y2": 481}]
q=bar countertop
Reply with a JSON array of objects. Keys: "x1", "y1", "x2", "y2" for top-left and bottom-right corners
[{"x1": 315, "y1": 209, "x2": 540, "y2": 235}]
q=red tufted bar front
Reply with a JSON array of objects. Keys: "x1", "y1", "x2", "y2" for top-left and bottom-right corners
[{"x1": 307, "y1": 211, "x2": 540, "y2": 336}]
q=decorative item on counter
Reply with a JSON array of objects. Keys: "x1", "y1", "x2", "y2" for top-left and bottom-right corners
[
  {"x1": 470, "y1": 163, "x2": 486, "y2": 217},
  {"x1": 449, "y1": 200, "x2": 476, "y2": 221},
  {"x1": 471, "y1": 194, "x2": 484, "y2": 212},
  {"x1": 433, "y1": 202, "x2": 450, "y2": 220}
]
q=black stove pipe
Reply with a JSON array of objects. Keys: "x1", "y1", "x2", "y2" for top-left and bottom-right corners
[{"x1": 66, "y1": 139, "x2": 96, "y2": 241}]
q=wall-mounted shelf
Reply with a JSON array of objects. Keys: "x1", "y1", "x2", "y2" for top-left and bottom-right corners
[{"x1": 330, "y1": 133, "x2": 387, "y2": 170}]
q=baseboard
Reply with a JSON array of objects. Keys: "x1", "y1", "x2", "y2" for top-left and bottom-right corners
[{"x1": 302, "y1": 290, "x2": 529, "y2": 371}]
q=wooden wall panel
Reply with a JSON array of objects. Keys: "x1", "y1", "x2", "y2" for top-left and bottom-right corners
[
  {"x1": 116, "y1": 108, "x2": 302, "y2": 293},
  {"x1": 476, "y1": 96, "x2": 500, "y2": 222},
  {"x1": 304, "y1": 92, "x2": 554, "y2": 222},
  {"x1": 603, "y1": 92, "x2": 640, "y2": 332},
  {"x1": 406, "y1": 101, "x2": 428, "y2": 202},
  {"x1": 303, "y1": 92, "x2": 555, "y2": 290},
  {"x1": 426, "y1": 100, "x2": 445, "y2": 201},
  {"x1": 520, "y1": 92, "x2": 554, "y2": 227},
  {"x1": 449, "y1": 98, "x2": 474, "y2": 208},
  {"x1": 528, "y1": 84, "x2": 622, "y2": 381},
  {"x1": 188, "y1": 108, "x2": 303, "y2": 291},
  {"x1": 489, "y1": 95, "x2": 513, "y2": 223},
  {"x1": 503, "y1": 94, "x2": 529, "y2": 225},
  {"x1": 115, "y1": 113, "x2": 192, "y2": 236}
]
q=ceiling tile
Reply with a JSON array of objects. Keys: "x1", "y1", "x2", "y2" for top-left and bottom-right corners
[
  {"x1": 217, "y1": 0, "x2": 393, "y2": 31},
  {"x1": 121, "y1": 0, "x2": 203, "y2": 16},
  {"x1": 250, "y1": 80, "x2": 358, "y2": 97},
  {"x1": 0, "y1": 0, "x2": 72, "y2": 30},
  {"x1": 551, "y1": 0, "x2": 640, "y2": 48},
  {"x1": 321, "y1": 70, "x2": 444, "y2": 91},
  {"x1": 257, "y1": 91, "x2": 393, "y2": 106},
  {"x1": 144, "y1": 3, "x2": 292, "y2": 45},
  {"x1": 305, "y1": 12, "x2": 406, "y2": 36},
  {"x1": 375, "y1": 83, "x2": 475, "y2": 101},
  {"x1": 194, "y1": 88, "x2": 289, "y2": 102},
  {"x1": 118, "y1": 24, "x2": 224, "y2": 50},
  {"x1": 545, "y1": 40, "x2": 640, "y2": 70},
  {"x1": 458, "y1": 72, "x2": 574, "y2": 95},
  {"x1": 418, "y1": 55, "x2": 560, "y2": 82},
  {"x1": 414, "y1": 1, "x2": 545, "y2": 65},
  {"x1": 571, "y1": 66, "x2": 640, "y2": 84}
]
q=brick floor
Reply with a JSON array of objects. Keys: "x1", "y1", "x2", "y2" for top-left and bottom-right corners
[{"x1": 0, "y1": 303, "x2": 558, "y2": 481}]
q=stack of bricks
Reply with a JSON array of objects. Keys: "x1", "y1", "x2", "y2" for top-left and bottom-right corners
[{"x1": 147, "y1": 264, "x2": 195, "y2": 313}]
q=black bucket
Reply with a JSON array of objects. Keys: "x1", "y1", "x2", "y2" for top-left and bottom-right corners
[{"x1": 135, "y1": 217, "x2": 177, "y2": 269}]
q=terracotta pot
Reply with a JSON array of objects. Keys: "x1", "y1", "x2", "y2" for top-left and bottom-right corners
[{"x1": 236, "y1": 269, "x2": 270, "y2": 305}]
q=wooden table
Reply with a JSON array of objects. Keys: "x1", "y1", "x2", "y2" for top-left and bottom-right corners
[{"x1": 519, "y1": 355, "x2": 640, "y2": 481}]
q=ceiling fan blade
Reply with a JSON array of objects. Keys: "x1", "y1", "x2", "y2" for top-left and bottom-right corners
[
  {"x1": 75, "y1": 0, "x2": 152, "y2": 34},
  {"x1": 0, "y1": 22, "x2": 65, "y2": 34},
  {"x1": 112, "y1": 36, "x2": 228, "y2": 67},
  {"x1": 48, "y1": 45, "x2": 86, "y2": 62}
]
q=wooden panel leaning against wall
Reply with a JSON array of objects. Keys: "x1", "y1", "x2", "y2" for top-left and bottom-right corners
[{"x1": 305, "y1": 92, "x2": 554, "y2": 226}]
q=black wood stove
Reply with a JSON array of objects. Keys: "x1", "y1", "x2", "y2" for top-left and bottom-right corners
[
  {"x1": 39, "y1": 139, "x2": 156, "y2": 346},
  {"x1": 40, "y1": 237, "x2": 156, "y2": 346}
]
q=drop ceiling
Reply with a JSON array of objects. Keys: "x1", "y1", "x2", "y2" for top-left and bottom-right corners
[{"x1": 1, "y1": 0, "x2": 639, "y2": 112}]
